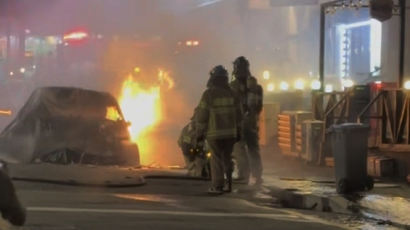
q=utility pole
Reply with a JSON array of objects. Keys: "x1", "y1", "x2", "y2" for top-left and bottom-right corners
[
  {"x1": 5, "y1": 0, "x2": 11, "y2": 73},
  {"x1": 398, "y1": 0, "x2": 407, "y2": 87}
]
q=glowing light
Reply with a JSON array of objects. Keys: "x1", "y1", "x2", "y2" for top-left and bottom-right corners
[
  {"x1": 267, "y1": 83, "x2": 275, "y2": 92},
  {"x1": 25, "y1": 29, "x2": 31, "y2": 34},
  {"x1": 134, "y1": 67, "x2": 141, "y2": 73},
  {"x1": 404, "y1": 81, "x2": 410, "y2": 90},
  {"x1": 193, "y1": 40, "x2": 199, "y2": 46},
  {"x1": 325, "y1": 84, "x2": 334, "y2": 93},
  {"x1": 0, "y1": 110, "x2": 12, "y2": 116},
  {"x1": 374, "y1": 81, "x2": 382, "y2": 89},
  {"x1": 63, "y1": 31, "x2": 89, "y2": 41},
  {"x1": 311, "y1": 80, "x2": 321, "y2": 90},
  {"x1": 337, "y1": 19, "x2": 381, "y2": 78},
  {"x1": 186, "y1": 41, "x2": 193, "y2": 46},
  {"x1": 294, "y1": 79, "x2": 305, "y2": 90},
  {"x1": 19, "y1": 67, "x2": 26, "y2": 74},
  {"x1": 342, "y1": 79, "x2": 354, "y2": 88},
  {"x1": 46, "y1": 36, "x2": 57, "y2": 45},
  {"x1": 9, "y1": 71, "x2": 14, "y2": 76},
  {"x1": 279, "y1": 81, "x2": 289, "y2": 91},
  {"x1": 263, "y1": 70, "x2": 270, "y2": 80},
  {"x1": 32, "y1": 65, "x2": 36, "y2": 69},
  {"x1": 105, "y1": 106, "x2": 122, "y2": 121},
  {"x1": 158, "y1": 69, "x2": 175, "y2": 90}
]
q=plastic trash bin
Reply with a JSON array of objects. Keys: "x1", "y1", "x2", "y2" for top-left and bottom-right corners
[{"x1": 331, "y1": 123, "x2": 373, "y2": 194}]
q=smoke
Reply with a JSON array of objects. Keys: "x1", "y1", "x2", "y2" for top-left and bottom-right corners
[{"x1": 0, "y1": 0, "x2": 320, "y2": 166}]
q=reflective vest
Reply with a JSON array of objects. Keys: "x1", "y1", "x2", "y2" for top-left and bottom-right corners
[
  {"x1": 230, "y1": 79, "x2": 248, "y2": 114},
  {"x1": 247, "y1": 84, "x2": 263, "y2": 115},
  {"x1": 196, "y1": 88, "x2": 239, "y2": 140}
]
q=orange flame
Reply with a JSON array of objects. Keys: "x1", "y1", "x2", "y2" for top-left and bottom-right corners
[
  {"x1": 118, "y1": 69, "x2": 175, "y2": 165},
  {"x1": 105, "y1": 106, "x2": 122, "y2": 121},
  {"x1": 158, "y1": 70, "x2": 175, "y2": 90}
]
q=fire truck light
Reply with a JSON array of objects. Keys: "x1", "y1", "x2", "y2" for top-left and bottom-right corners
[{"x1": 64, "y1": 31, "x2": 89, "y2": 41}]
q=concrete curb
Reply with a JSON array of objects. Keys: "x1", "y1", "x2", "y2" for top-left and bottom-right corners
[
  {"x1": 264, "y1": 185, "x2": 352, "y2": 214},
  {"x1": 12, "y1": 176, "x2": 146, "y2": 187},
  {"x1": 263, "y1": 184, "x2": 410, "y2": 229},
  {"x1": 9, "y1": 164, "x2": 147, "y2": 187}
]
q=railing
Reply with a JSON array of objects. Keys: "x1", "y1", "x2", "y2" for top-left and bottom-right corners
[
  {"x1": 311, "y1": 90, "x2": 351, "y2": 164},
  {"x1": 312, "y1": 91, "x2": 351, "y2": 128},
  {"x1": 357, "y1": 89, "x2": 410, "y2": 148}
]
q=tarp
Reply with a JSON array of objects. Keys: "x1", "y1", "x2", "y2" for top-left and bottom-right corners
[{"x1": 0, "y1": 87, "x2": 140, "y2": 166}]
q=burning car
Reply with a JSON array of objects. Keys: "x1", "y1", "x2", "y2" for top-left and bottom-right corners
[{"x1": 0, "y1": 87, "x2": 140, "y2": 166}]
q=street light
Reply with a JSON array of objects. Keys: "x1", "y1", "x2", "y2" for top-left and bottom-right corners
[
  {"x1": 325, "y1": 84, "x2": 334, "y2": 93},
  {"x1": 404, "y1": 80, "x2": 410, "y2": 90},
  {"x1": 263, "y1": 70, "x2": 270, "y2": 80},
  {"x1": 310, "y1": 80, "x2": 321, "y2": 90},
  {"x1": 342, "y1": 79, "x2": 354, "y2": 88},
  {"x1": 294, "y1": 79, "x2": 305, "y2": 90},
  {"x1": 279, "y1": 81, "x2": 289, "y2": 91},
  {"x1": 267, "y1": 83, "x2": 275, "y2": 92}
]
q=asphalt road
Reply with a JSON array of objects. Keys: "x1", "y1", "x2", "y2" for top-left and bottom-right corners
[{"x1": 1, "y1": 176, "x2": 354, "y2": 230}]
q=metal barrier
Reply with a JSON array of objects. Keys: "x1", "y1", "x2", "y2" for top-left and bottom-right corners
[
  {"x1": 312, "y1": 91, "x2": 351, "y2": 128},
  {"x1": 358, "y1": 89, "x2": 410, "y2": 150},
  {"x1": 311, "y1": 90, "x2": 351, "y2": 164}
]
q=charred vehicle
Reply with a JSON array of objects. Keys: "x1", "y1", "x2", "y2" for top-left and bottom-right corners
[{"x1": 0, "y1": 87, "x2": 140, "y2": 166}]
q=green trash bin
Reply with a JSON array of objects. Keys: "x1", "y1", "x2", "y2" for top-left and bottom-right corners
[{"x1": 331, "y1": 123, "x2": 374, "y2": 194}]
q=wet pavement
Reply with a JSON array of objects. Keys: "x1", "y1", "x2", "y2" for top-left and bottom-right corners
[
  {"x1": 5, "y1": 177, "x2": 350, "y2": 230},
  {"x1": 260, "y1": 150, "x2": 410, "y2": 229},
  {"x1": 2, "y1": 151, "x2": 409, "y2": 229}
]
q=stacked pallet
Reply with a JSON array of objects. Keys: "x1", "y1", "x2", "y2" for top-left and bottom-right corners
[
  {"x1": 259, "y1": 103, "x2": 280, "y2": 146},
  {"x1": 295, "y1": 124, "x2": 304, "y2": 153},
  {"x1": 277, "y1": 111, "x2": 312, "y2": 157},
  {"x1": 367, "y1": 155, "x2": 395, "y2": 177},
  {"x1": 278, "y1": 114, "x2": 294, "y2": 156}
]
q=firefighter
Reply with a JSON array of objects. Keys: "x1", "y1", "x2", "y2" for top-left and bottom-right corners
[
  {"x1": 178, "y1": 121, "x2": 210, "y2": 178},
  {"x1": 0, "y1": 161, "x2": 26, "y2": 226},
  {"x1": 195, "y1": 65, "x2": 241, "y2": 195},
  {"x1": 230, "y1": 56, "x2": 263, "y2": 185}
]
